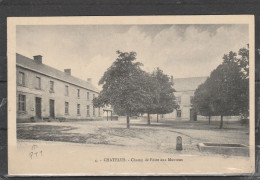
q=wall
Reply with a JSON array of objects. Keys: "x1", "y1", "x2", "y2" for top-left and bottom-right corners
[
  {"x1": 16, "y1": 66, "x2": 102, "y2": 122},
  {"x1": 163, "y1": 90, "x2": 194, "y2": 121}
]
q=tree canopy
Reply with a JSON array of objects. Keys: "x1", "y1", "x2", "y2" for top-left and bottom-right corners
[
  {"x1": 94, "y1": 51, "x2": 157, "y2": 128},
  {"x1": 192, "y1": 79, "x2": 215, "y2": 124},
  {"x1": 150, "y1": 68, "x2": 178, "y2": 122},
  {"x1": 136, "y1": 68, "x2": 178, "y2": 125},
  {"x1": 192, "y1": 46, "x2": 249, "y2": 128},
  {"x1": 93, "y1": 51, "x2": 178, "y2": 128}
]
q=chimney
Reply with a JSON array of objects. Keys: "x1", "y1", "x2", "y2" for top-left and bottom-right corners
[
  {"x1": 87, "y1": 78, "x2": 92, "y2": 83},
  {"x1": 33, "y1": 55, "x2": 42, "y2": 64},
  {"x1": 64, "y1": 69, "x2": 71, "y2": 75}
]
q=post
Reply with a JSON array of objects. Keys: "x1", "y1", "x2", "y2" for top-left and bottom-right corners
[
  {"x1": 220, "y1": 115, "x2": 223, "y2": 129},
  {"x1": 111, "y1": 111, "x2": 112, "y2": 121},
  {"x1": 107, "y1": 111, "x2": 108, "y2": 121},
  {"x1": 157, "y1": 114, "x2": 159, "y2": 123},
  {"x1": 147, "y1": 113, "x2": 150, "y2": 125},
  {"x1": 176, "y1": 136, "x2": 182, "y2": 151},
  {"x1": 126, "y1": 112, "x2": 130, "y2": 129}
]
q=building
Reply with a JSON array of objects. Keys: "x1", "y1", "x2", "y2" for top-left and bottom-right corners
[
  {"x1": 163, "y1": 76, "x2": 207, "y2": 121},
  {"x1": 16, "y1": 53, "x2": 103, "y2": 122}
]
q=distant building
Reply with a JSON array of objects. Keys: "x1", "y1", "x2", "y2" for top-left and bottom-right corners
[
  {"x1": 164, "y1": 76, "x2": 207, "y2": 121},
  {"x1": 16, "y1": 53, "x2": 102, "y2": 122}
]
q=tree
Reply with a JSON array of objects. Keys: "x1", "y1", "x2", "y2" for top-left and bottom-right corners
[
  {"x1": 193, "y1": 46, "x2": 249, "y2": 128},
  {"x1": 134, "y1": 71, "x2": 159, "y2": 125},
  {"x1": 151, "y1": 68, "x2": 178, "y2": 123},
  {"x1": 193, "y1": 79, "x2": 214, "y2": 124},
  {"x1": 135, "y1": 68, "x2": 178, "y2": 125},
  {"x1": 93, "y1": 51, "x2": 154, "y2": 128},
  {"x1": 237, "y1": 45, "x2": 249, "y2": 77}
]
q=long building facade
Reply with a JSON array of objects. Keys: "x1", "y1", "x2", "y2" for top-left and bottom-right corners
[
  {"x1": 163, "y1": 77, "x2": 207, "y2": 121},
  {"x1": 16, "y1": 53, "x2": 103, "y2": 122},
  {"x1": 162, "y1": 76, "x2": 241, "y2": 122}
]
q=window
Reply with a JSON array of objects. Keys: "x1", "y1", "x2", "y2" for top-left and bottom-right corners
[
  {"x1": 86, "y1": 105, "x2": 90, "y2": 116},
  {"x1": 98, "y1": 108, "x2": 101, "y2": 117},
  {"x1": 77, "y1": 89, "x2": 80, "y2": 98},
  {"x1": 190, "y1": 96, "x2": 194, "y2": 104},
  {"x1": 65, "y1": 102, "x2": 69, "y2": 114},
  {"x1": 87, "y1": 92, "x2": 90, "y2": 100},
  {"x1": 18, "y1": 72, "x2": 25, "y2": 86},
  {"x1": 50, "y1": 81, "x2": 54, "y2": 92},
  {"x1": 177, "y1": 110, "x2": 182, "y2": 118},
  {"x1": 93, "y1": 106, "x2": 95, "y2": 116},
  {"x1": 36, "y1": 77, "x2": 41, "y2": 89},
  {"x1": 93, "y1": 94, "x2": 95, "y2": 100},
  {"x1": 176, "y1": 96, "x2": 181, "y2": 104},
  {"x1": 77, "y1": 104, "x2": 80, "y2": 115},
  {"x1": 65, "y1": 85, "x2": 69, "y2": 96},
  {"x1": 18, "y1": 94, "x2": 26, "y2": 111}
]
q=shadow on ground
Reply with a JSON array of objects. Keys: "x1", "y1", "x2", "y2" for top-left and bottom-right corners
[
  {"x1": 130, "y1": 120, "x2": 249, "y2": 131},
  {"x1": 17, "y1": 125, "x2": 109, "y2": 144}
]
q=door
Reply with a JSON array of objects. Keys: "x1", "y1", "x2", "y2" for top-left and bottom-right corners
[
  {"x1": 190, "y1": 108, "x2": 197, "y2": 121},
  {"x1": 49, "y1": 99, "x2": 55, "y2": 118},
  {"x1": 35, "y1": 97, "x2": 42, "y2": 119}
]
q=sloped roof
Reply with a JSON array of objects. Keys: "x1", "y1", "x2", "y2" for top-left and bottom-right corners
[
  {"x1": 173, "y1": 76, "x2": 207, "y2": 92},
  {"x1": 16, "y1": 53, "x2": 100, "y2": 93}
]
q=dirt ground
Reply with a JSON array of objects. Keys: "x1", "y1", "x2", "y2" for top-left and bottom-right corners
[{"x1": 17, "y1": 117, "x2": 250, "y2": 156}]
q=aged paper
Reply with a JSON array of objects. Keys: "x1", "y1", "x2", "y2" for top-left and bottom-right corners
[{"x1": 8, "y1": 15, "x2": 255, "y2": 175}]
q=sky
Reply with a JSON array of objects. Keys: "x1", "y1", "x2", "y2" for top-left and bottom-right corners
[{"x1": 16, "y1": 24, "x2": 249, "y2": 89}]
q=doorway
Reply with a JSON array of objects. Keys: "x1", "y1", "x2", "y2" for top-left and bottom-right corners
[
  {"x1": 190, "y1": 108, "x2": 197, "y2": 121},
  {"x1": 49, "y1": 99, "x2": 55, "y2": 118},
  {"x1": 35, "y1": 97, "x2": 42, "y2": 119}
]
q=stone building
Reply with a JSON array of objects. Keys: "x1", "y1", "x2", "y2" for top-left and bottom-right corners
[
  {"x1": 163, "y1": 76, "x2": 207, "y2": 121},
  {"x1": 16, "y1": 53, "x2": 102, "y2": 122}
]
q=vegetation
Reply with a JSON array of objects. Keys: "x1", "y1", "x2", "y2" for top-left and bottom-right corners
[
  {"x1": 93, "y1": 51, "x2": 177, "y2": 128},
  {"x1": 193, "y1": 46, "x2": 249, "y2": 128},
  {"x1": 149, "y1": 68, "x2": 178, "y2": 124}
]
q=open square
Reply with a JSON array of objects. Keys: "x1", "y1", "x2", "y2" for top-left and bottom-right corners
[{"x1": 17, "y1": 117, "x2": 249, "y2": 156}]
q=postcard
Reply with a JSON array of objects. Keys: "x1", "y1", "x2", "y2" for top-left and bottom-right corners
[{"x1": 7, "y1": 15, "x2": 255, "y2": 175}]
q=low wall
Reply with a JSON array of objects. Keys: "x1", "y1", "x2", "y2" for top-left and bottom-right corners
[{"x1": 198, "y1": 143, "x2": 249, "y2": 156}]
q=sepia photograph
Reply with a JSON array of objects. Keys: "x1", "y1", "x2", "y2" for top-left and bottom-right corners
[{"x1": 8, "y1": 16, "x2": 255, "y2": 175}]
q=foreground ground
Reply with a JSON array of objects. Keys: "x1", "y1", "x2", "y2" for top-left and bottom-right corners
[{"x1": 17, "y1": 117, "x2": 249, "y2": 156}]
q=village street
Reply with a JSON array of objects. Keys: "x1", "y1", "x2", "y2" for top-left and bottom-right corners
[{"x1": 17, "y1": 118, "x2": 249, "y2": 156}]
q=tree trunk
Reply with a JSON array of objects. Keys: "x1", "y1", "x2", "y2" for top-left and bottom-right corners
[
  {"x1": 126, "y1": 112, "x2": 130, "y2": 129},
  {"x1": 157, "y1": 114, "x2": 159, "y2": 123},
  {"x1": 147, "y1": 113, "x2": 151, "y2": 125},
  {"x1": 220, "y1": 115, "x2": 223, "y2": 129},
  {"x1": 208, "y1": 116, "x2": 211, "y2": 125}
]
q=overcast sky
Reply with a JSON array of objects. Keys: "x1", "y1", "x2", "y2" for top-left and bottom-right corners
[{"x1": 16, "y1": 24, "x2": 248, "y2": 89}]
